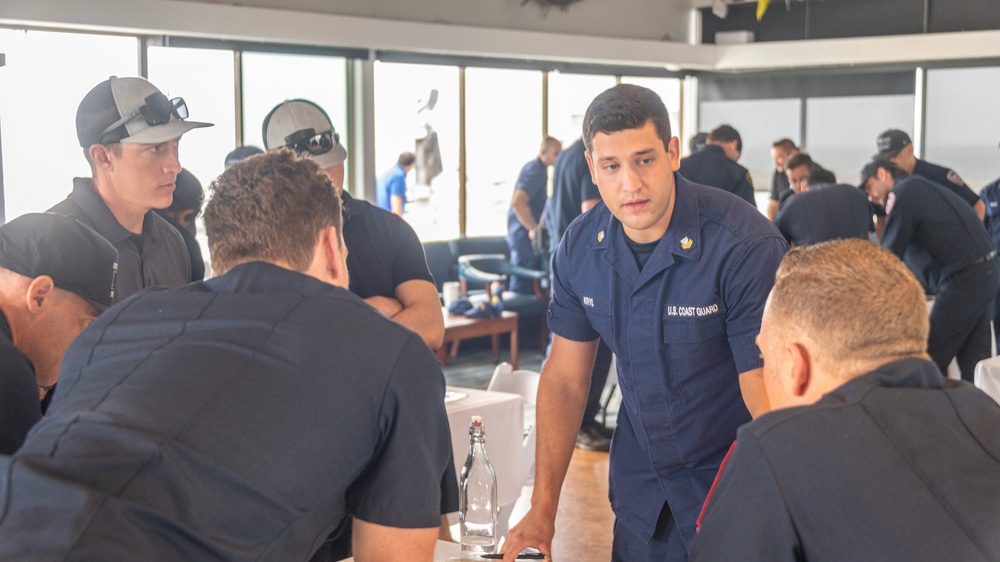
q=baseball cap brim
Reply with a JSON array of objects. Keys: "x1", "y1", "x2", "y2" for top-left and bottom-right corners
[
  {"x1": 121, "y1": 119, "x2": 213, "y2": 145},
  {"x1": 309, "y1": 142, "x2": 348, "y2": 169}
]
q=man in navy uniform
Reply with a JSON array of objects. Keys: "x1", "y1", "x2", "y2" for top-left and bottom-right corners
[
  {"x1": 767, "y1": 138, "x2": 797, "y2": 221},
  {"x1": 502, "y1": 84, "x2": 787, "y2": 561},
  {"x1": 506, "y1": 136, "x2": 561, "y2": 294},
  {"x1": 0, "y1": 150, "x2": 457, "y2": 562},
  {"x1": 980, "y1": 142, "x2": 1000, "y2": 353},
  {"x1": 678, "y1": 124, "x2": 756, "y2": 207},
  {"x1": 875, "y1": 129, "x2": 984, "y2": 220},
  {"x1": 775, "y1": 165, "x2": 871, "y2": 247},
  {"x1": 860, "y1": 158, "x2": 999, "y2": 381},
  {"x1": 691, "y1": 239, "x2": 1000, "y2": 562}
]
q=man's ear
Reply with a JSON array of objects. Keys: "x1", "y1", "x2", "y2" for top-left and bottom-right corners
[
  {"x1": 24, "y1": 275, "x2": 55, "y2": 314},
  {"x1": 666, "y1": 136, "x2": 681, "y2": 171},
  {"x1": 320, "y1": 227, "x2": 348, "y2": 284},
  {"x1": 89, "y1": 144, "x2": 114, "y2": 171},
  {"x1": 786, "y1": 342, "x2": 812, "y2": 397},
  {"x1": 584, "y1": 149, "x2": 598, "y2": 185}
]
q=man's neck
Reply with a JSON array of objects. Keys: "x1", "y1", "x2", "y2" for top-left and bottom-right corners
[{"x1": 92, "y1": 177, "x2": 147, "y2": 234}]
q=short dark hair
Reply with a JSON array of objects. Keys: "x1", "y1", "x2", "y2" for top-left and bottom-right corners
[
  {"x1": 397, "y1": 152, "x2": 416, "y2": 167},
  {"x1": 786, "y1": 152, "x2": 814, "y2": 171},
  {"x1": 708, "y1": 124, "x2": 742, "y2": 154},
  {"x1": 204, "y1": 149, "x2": 342, "y2": 276},
  {"x1": 583, "y1": 84, "x2": 672, "y2": 153},
  {"x1": 772, "y1": 138, "x2": 797, "y2": 152},
  {"x1": 803, "y1": 165, "x2": 836, "y2": 187}
]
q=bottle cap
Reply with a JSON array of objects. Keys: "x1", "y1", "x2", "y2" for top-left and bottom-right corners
[{"x1": 470, "y1": 415, "x2": 483, "y2": 426}]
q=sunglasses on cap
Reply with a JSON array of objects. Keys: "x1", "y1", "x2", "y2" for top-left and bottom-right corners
[
  {"x1": 284, "y1": 128, "x2": 338, "y2": 156},
  {"x1": 98, "y1": 92, "x2": 189, "y2": 144}
]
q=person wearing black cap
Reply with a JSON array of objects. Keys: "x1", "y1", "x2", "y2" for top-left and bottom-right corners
[
  {"x1": 678, "y1": 124, "x2": 756, "y2": 206},
  {"x1": 859, "y1": 158, "x2": 999, "y2": 381},
  {"x1": 774, "y1": 176, "x2": 873, "y2": 248},
  {"x1": 50, "y1": 76, "x2": 213, "y2": 303},
  {"x1": 0, "y1": 213, "x2": 117, "y2": 454},
  {"x1": 262, "y1": 99, "x2": 444, "y2": 349},
  {"x1": 224, "y1": 145, "x2": 264, "y2": 168},
  {"x1": 0, "y1": 152, "x2": 455, "y2": 562},
  {"x1": 154, "y1": 168, "x2": 205, "y2": 281},
  {"x1": 875, "y1": 129, "x2": 984, "y2": 220}
]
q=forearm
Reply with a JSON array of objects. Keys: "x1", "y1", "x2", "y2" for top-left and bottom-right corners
[
  {"x1": 511, "y1": 195, "x2": 538, "y2": 231},
  {"x1": 767, "y1": 200, "x2": 779, "y2": 222},
  {"x1": 975, "y1": 199, "x2": 986, "y2": 221},
  {"x1": 738, "y1": 368, "x2": 770, "y2": 418},
  {"x1": 391, "y1": 280, "x2": 445, "y2": 349},
  {"x1": 353, "y1": 518, "x2": 437, "y2": 562}
]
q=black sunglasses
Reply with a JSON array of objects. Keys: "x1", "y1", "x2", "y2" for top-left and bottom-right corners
[
  {"x1": 284, "y1": 128, "x2": 338, "y2": 156},
  {"x1": 99, "y1": 92, "x2": 188, "y2": 143}
]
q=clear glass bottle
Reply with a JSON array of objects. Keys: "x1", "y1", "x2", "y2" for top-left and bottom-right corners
[{"x1": 460, "y1": 415, "x2": 498, "y2": 560}]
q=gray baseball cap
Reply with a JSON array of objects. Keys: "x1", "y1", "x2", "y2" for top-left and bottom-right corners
[
  {"x1": 77, "y1": 76, "x2": 213, "y2": 147},
  {"x1": 262, "y1": 99, "x2": 347, "y2": 169}
]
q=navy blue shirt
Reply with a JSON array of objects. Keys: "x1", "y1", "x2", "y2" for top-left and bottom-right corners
[
  {"x1": 549, "y1": 174, "x2": 787, "y2": 546},
  {"x1": 979, "y1": 176, "x2": 1000, "y2": 247},
  {"x1": 0, "y1": 312, "x2": 40, "y2": 455},
  {"x1": 770, "y1": 168, "x2": 790, "y2": 202},
  {"x1": 548, "y1": 139, "x2": 600, "y2": 253},
  {"x1": 882, "y1": 175, "x2": 994, "y2": 290},
  {"x1": 506, "y1": 157, "x2": 548, "y2": 242},
  {"x1": 0, "y1": 262, "x2": 458, "y2": 561},
  {"x1": 341, "y1": 192, "x2": 434, "y2": 299},
  {"x1": 678, "y1": 145, "x2": 756, "y2": 207},
  {"x1": 774, "y1": 183, "x2": 874, "y2": 246},
  {"x1": 913, "y1": 159, "x2": 979, "y2": 206},
  {"x1": 692, "y1": 358, "x2": 1000, "y2": 562}
]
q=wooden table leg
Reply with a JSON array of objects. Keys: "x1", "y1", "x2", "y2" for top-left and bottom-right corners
[{"x1": 509, "y1": 325, "x2": 518, "y2": 370}]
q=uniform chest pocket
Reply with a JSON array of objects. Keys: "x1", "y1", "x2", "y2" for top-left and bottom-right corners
[
  {"x1": 662, "y1": 304, "x2": 731, "y2": 398},
  {"x1": 582, "y1": 295, "x2": 614, "y2": 340}
]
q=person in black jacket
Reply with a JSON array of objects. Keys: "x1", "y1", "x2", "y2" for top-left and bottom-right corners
[{"x1": 678, "y1": 124, "x2": 756, "y2": 207}]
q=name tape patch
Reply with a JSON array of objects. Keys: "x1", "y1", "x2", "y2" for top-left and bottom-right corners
[{"x1": 666, "y1": 303, "x2": 720, "y2": 318}]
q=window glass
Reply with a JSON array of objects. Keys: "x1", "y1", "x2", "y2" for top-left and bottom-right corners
[
  {"x1": 805, "y1": 95, "x2": 914, "y2": 188},
  {"x1": 547, "y1": 73, "x2": 616, "y2": 148},
  {"x1": 374, "y1": 61, "x2": 460, "y2": 241},
  {"x1": 0, "y1": 29, "x2": 137, "y2": 221},
  {"x1": 147, "y1": 46, "x2": 236, "y2": 190},
  {"x1": 465, "y1": 67, "x2": 543, "y2": 238},
  {"x1": 699, "y1": 98, "x2": 801, "y2": 211},
  {"x1": 241, "y1": 52, "x2": 348, "y2": 184},
  {"x1": 621, "y1": 76, "x2": 682, "y2": 143},
  {"x1": 924, "y1": 67, "x2": 1000, "y2": 190}
]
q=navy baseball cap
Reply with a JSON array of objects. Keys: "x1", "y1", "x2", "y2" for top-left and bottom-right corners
[
  {"x1": 875, "y1": 129, "x2": 912, "y2": 158},
  {"x1": 858, "y1": 158, "x2": 896, "y2": 190},
  {"x1": 0, "y1": 213, "x2": 118, "y2": 310}
]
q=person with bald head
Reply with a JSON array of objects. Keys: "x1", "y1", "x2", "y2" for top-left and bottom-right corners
[{"x1": 691, "y1": 239, "x2": 1000, "y2": 562}]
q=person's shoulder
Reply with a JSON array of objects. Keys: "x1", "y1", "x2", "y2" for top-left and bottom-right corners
[
  {"x1": 685, "y1": 177, "x2": 778, "y2": 240},
  {"x1": 560, "y1": 201, "x2": 610, "y2": 251}
]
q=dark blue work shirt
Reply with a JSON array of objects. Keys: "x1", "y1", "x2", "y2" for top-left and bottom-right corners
[
  {"x1": 882, "y1": 175, "x2": 994, "y2": 290},
  {"x1": 913, "y1": 159, "x2": 979, "y2": 206},
  {"x1": 678, "y1": 145, "x2": 756, "y2": 207},
  {"x1": 980, "y1": 177, "x2": 1000, "y2": 248},
  {"x1": 774, "y1": 183, "x2": 874, "y2": 247},
  {"x1": 548, "y1": 174, "x2": 787, "y2": 547},
  {"x1": 548, "y1": 139, "x2": 600, "y2": 253},
  {"x1": 506, "y1": 157, "x2": 548, "y2": 242}
]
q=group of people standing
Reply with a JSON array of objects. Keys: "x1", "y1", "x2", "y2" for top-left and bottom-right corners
[{"x1": 0, "y1": 73, "x2": 998, "y2": 562}]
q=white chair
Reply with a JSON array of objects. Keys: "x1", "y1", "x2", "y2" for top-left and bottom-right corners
[
  {"x1": 974, "y1": 356, "x2": 1000, "y2": 405},
  {"x1": 487, "y1": 361, "x2": 540, "y2": 538}
]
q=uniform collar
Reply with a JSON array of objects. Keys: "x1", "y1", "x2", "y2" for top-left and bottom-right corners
[
  {"x1": 70, "y1": 177, "x2": 160, "y2": 245},
  {"x1": 821, "y1": 357, "x2": 946, "y2": 406},
  {"x1": 589, "y1": 173, "x2": 703, "y2": 287}
]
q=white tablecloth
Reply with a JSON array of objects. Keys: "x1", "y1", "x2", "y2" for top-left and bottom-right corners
[
  {"x1": 342, "y1": 539, "x2": 460, "y2": 561},
  {"x1": 974, "y1": 356, "x2": 1000, "y2": 405},
  {"x1": 445, "y1": 386, "x2": 524, "y2": 516}
]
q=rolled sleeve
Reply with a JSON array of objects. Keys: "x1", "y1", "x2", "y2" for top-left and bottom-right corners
[{"x1": 724, "y1": 236, "x2": 788, "y2": 374}]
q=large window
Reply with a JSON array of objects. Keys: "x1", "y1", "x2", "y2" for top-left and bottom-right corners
[
  {"x1": 147, "y1": 46, "x2": 236, "y2": 191},
  {"x1": 805, "y1": 94, "x2": 914, "y2": 188},
  {"x1": 547, "y1": 73, "x2": 616, "y2": 148},
  {"x1": 374, "y1": 61, "x2": 460, "y2": 241},
  {"x1": 925, "y1": 67, "x2": 1000, "y2": 190},
  {"x1": 0, "y1": 29, "x2": 137, "y2": 221},
  {"x1": 241, "y1": 52, "x2": 348, "y2": 183},
  {"x1": 465, "y1": 67, "x2": 543, "y2": 238}
]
